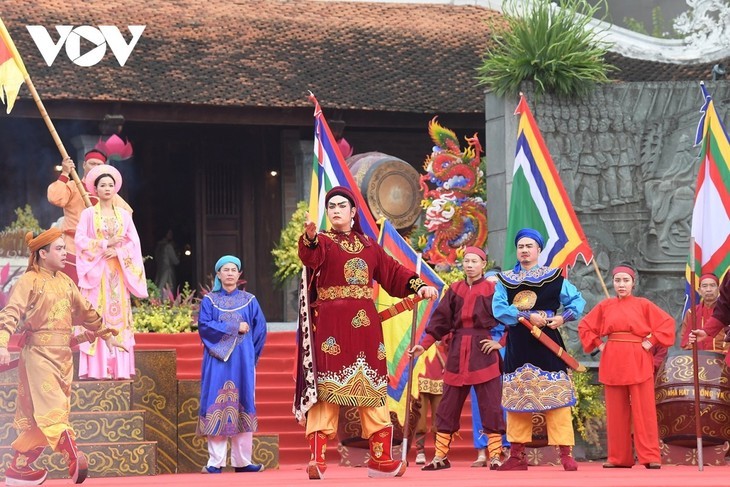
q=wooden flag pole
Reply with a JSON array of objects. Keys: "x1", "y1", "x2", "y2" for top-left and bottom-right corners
[
  {"x1": 22, "y1": 77, "x2": 92, "y2": 208},
  {"x1": 689, "y1": 237, "x2": 704, "y2": 470},
  {"x1": 0, "y1": 18, "x2": 90, "y2": 207},
  {"x1": 401, "y1": 253, "x2": 423, "y2": 462},
  {"x1": 591, "y1": 259, "x2": 611, "y2": 299}
]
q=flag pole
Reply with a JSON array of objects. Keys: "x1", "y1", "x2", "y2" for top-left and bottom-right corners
[
  {"x1": 0, "y1": 18, "x2": 91, "y2": 208},
  {"x1": 689, "y1": 237, "x2": 704, "y2": 470},
  {"x1": 591, "y1": 259, "x2": 611, "y2": 299},
  {"x1": 401, "y1": 253, "x2": 423, "y2": 462},
  {"x1": 22, "y1": 76, "x2": 92, "y2": 208}
]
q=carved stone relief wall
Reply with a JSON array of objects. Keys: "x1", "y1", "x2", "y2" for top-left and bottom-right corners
[{"x1": 488, "y1": 81, "x2": 730, "y2": 358}]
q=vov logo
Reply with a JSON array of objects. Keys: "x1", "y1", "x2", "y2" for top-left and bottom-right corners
[{"x1": 26, "y1": 25, "x2": 145, "y2": 67}]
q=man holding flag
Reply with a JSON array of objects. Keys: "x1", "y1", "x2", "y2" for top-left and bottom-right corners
[
  {"x1": 685, "y1": 83, "x2": 730, "y2": 357},
  {"x1": 298, "y1": 186, "x2": 437, "y2": 480}
]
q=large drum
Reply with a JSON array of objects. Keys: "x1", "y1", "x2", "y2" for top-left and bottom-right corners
[
  {"x1": 655, "y1": 349, "x2": 730, "y2": 447},
  {"x1": 346, "y1": 152, "x2": 422, "y2": 230}
]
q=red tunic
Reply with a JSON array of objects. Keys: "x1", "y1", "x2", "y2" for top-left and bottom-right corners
[
  {"x1": 299, "y1": 231, "x2": 420, "y2": 408},
  {"x1": 679, "y1": 302, "x2": 727, "y2": 351},
  {"x1": 578, "y1": 295, "x2": 675, "y2": 385},
  {"x1": 420, "y1": 277, "x2": 504, "y2": 386}
]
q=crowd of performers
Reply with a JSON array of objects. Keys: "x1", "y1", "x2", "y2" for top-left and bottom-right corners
[
  {"x1": 2, "y1": 180, "x2": 730, "y2": 483},
  {"x1": 0, "y1": 153, "x2": 271, "y2": 483},
  {"x1": 293, "y1": 185, "x2": 730, "y2": 480}
]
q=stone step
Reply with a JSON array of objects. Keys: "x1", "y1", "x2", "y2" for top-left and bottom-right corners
[
  {"x1": 0, "y1": 441, "x2": 157, "y2": 479},
  {"x1": 0, "y1": 380, "x2": 132, "y2": 414},
  {"x1": 0, "y1": 410, "x2": 146, "y2": 446}
]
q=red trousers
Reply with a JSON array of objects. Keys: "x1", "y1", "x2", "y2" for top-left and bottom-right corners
[{"x1": 605, "y1": 377, "x2": 661, "y2": 465}]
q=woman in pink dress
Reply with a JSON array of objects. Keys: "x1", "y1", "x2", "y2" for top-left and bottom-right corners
[{"x1": 75, "y1": 165, "x2": 147, "y2": 379}]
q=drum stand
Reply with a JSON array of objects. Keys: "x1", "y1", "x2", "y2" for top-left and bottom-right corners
[{"x1": 660, "y1": 440, "x2": 729, "y2": 466}]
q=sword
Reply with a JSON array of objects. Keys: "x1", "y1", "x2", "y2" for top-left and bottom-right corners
[
  {"x1": 378, "y1": 295, "x2": 424, "y2": 323},
  {"x1": 517, "y1": 316, "x2": 586, "y2": 372}
]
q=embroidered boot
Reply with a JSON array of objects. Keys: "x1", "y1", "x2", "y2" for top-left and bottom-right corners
[
  {"x1": 559, "y1": 445, "x2": 578, "y2": 471},
  {"x1": 414, "y1": 431, "x2": 426, "y2": 465},
  {"x1": 497, "y1": 442, "x2": 528, "y2": 471},
  {"x1": 366, "y1": 425, "x2": 406, "y2": 478},
  {"x1": 55, "y1": 430, "x2": 87, "y2": 484},
  {"x1": 306, "y1": 431, "x2": 328, "y2": 480},
  {"x1": 4, "y1": 447, "x2": 47, "y2": 486},
  {"x1": 422, "y1": 432, "x2": 452, "y2": 471}
]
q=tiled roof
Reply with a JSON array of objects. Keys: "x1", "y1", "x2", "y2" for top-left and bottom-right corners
[
  {"x1": 1, "y1": 1, "x2": 723, "y2": 114},
  {"x1": 1, "y1": 0, "x2": 502, "y2": 113},
  {"x1": 606, "y1": 52, "x2": 730, "y2": 83}
]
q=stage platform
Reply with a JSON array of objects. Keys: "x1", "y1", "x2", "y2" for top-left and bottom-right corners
[{"x1": 37, "y1": 461, "x2": 729, "y2": 487}]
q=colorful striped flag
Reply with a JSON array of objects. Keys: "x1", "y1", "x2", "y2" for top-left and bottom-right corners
[
  {"x1": 504, "y1": 94, "x2": 593, "y2": 272},
  {"x1": 686, "y1": 83, "x2": 730, "y2": 299},
  {"x1": 377, "y1": 219, "x2": 444, "y2": 427},
  {"x1": 0, "y1": 18, "x2": 27, "y2": 113},
  {"x1": 308, "y1": 93, "x2": 378, "y2": 238}
]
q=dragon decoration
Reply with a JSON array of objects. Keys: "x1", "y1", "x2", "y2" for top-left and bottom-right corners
[{"x1": 411, "y1": 118, "x2": 488, "y2": 270}]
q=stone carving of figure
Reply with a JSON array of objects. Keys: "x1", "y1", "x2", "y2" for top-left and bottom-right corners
[
  {"x1": 574, "y1": 117, "x2": 602, "y2": 210},
  {"x1": 645, "y1": 133, "x2": 698, "y2": 250},
  {"x1": 595, "y1": 118, "x2": 619, "y2": 207}
]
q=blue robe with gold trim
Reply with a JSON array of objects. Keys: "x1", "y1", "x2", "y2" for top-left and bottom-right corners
[{"x1": 196, "y1": 289, "x2": 267, "y2": 436}]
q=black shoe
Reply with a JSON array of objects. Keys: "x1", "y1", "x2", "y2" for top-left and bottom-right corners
[{"x1": 235, "y1": 464, "x2": 264, "y2": 472}]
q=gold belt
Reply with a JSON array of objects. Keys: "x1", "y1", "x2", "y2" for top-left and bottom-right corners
[
  {"x1": 607, "y1": 332, "x2": 643, "y2": 343},
  {"x1": 318, "y1": 285, "x2": 373, "y2": 301},
  {"x1": 26, "y1": 332, "x2": 71, "y2": 347}
]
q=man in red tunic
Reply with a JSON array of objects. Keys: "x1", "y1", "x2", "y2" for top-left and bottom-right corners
[
  {"x1": 680, "y1": 274, "x2": 727, "y2": 352},
  {"x1": 409, "y1": 247, "x2": 506, "y2": 470},
  {"x1": 690, "y1": 273, "x2": 730, "y2": 359},
  {"x1": 297, "y1": 186, "x2": 438, "y2": 480}
]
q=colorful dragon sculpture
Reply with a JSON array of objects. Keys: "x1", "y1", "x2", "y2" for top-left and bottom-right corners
[{"x1": 412, "y1": 118, "x2": 488, "y2": 268}]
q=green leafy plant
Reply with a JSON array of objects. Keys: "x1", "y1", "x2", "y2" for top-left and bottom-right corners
[
  {"x1": 476, "y1": 0, "x2": 615, "y2": 98},
  {"x1": 132, "y1": 280, "x2": 199, "y2": 333},
  {"x1": 2, "y1": 205, "x2": 43, "y2": 234},
  {"x1": 0, "y1": 205, "x2": 44, "y2": 257},
  {"x1": 271, "y1": 201, "x2": 308, "y2": 286},
  {"x1": 571, "y1": 368, "x2": 606, "y2": 446}
]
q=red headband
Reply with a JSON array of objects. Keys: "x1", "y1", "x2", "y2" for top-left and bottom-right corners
[
  {"x1": 464, "y1": 246, "x2": 486, "y2": 261},
  {"x1": 700, "y1": 273, "x2": 719, "y2": 284},
  {"x1": 612, "y1": 266, "x2": 635, "y2": 279},
  {"x1": 84, "y1": 150, "x2": 107, "y2": 163}
]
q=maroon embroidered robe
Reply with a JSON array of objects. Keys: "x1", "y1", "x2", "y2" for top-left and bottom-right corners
[{"x1": 298, "y1": 231, "x2": 420, "y2": 408}]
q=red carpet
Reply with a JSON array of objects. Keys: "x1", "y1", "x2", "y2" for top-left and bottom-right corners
[{"x1": 44, "y1": 462, "x2": 728, "y2": 487}]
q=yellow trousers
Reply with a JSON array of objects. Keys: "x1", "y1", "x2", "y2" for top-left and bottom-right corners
[
  {"x1": 305, "y1": 401, "x2": 390, "y2": 439},
  {"x1": 505, "y1": 407, "x2": 574, "y2": 446}
]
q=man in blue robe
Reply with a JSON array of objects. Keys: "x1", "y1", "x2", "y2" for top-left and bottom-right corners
[{"x1": 197, "y1": 255, "x2": 267, "y2": 473}]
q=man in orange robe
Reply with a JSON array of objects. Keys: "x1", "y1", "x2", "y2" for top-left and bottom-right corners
[{"x1": 0, "y1": 228, "x2": 123, "y2": 485}]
